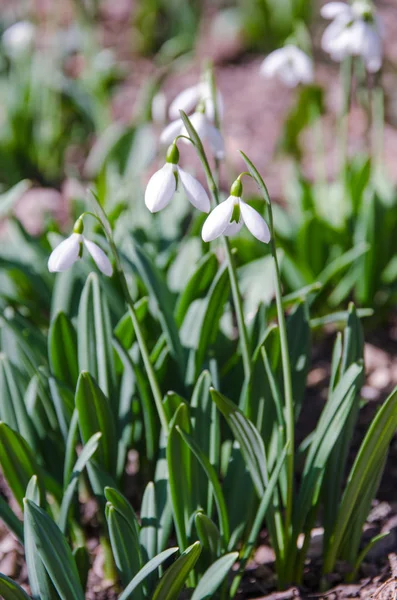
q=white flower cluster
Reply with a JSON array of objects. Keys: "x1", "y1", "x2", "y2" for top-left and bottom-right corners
[
  {"x1": 321, "y1": 1, "x2": 383, "y2": 72},
  {"x1": 258, "y1": 1, "x2": 382, "y2": 87}
]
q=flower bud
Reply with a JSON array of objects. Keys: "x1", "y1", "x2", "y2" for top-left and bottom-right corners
[
  {"x1": 165, "y1": 143, "x2": 180, "y2": 165},
  {"x1": 230, "y1": 179, "x2": 243, "y2": 197},
  {"x1": 73, "y1": 217, "x2": 84, "y2": 234}
]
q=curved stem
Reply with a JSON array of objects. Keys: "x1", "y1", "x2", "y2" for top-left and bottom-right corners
[
  {"x1": 88, "y1": 197, "x2": 169, "y2": 435},
  {"x1": 267, "y1": 202, "x2": 294, "y2": 549},
  {"x1": 190, "y1": 139, "x2": 252, "y2": 380}
]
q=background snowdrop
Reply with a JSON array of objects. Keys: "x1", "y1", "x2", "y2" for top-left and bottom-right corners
[
  {"x1": 321, "y1": 1, "x2": 383, "y2": 72},
  {"x1": 2, "y1": 21, "x2": 35, "y2": 57},
  {"x1": 144, "y1": 143, "x2": 210, "y2": 213},
  {"x1": 48, "y1": 218, "x2": 113, "y2": 276},
  {"x1": 260, "y1": 45, "x2": 313, "y2": 87},
  {"x1": 169, "y1": 80, "x2": 224, "y2": 123},
  {"x1": 160, "y1": 111, "x2": 225, "y2": 159}
]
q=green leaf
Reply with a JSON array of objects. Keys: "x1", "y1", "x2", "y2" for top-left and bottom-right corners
[
  {"x1": 48, "y1": 312, "x2": 79, "y2": 389},
  {"x1": 174, "y1": 253, "x2": 218, "y2": 326},
  {"x1": 114, "y1": 298, "x2": 149, "y2": 350},
  {"x1": 77, "y1": 272, "x2": 116, "y2": 399},
  {"x1": 177, "y1": 427, "x2": 229, "y2": 543},
  {"x1": 191, "y1": 552, "x2": 238, "y2": 600},
  {"x1": 105, "y1": 500, "x2": 142, "y2": 593},
  {"x1": 324, "y1": 384, "x2": 397, "y2": 572},
  {"x1": 118, "y1": 548, "x2": 179, "y2": 600},
  {"x1": 24, "y1": 500, "x2": 84, "y2": 600},
  {"x1": 0, "y1": 493, "x2": 23, "y2": 542},
  {"x1": 75, "y1": 372, "x2": 117, "y2": 472},
  {"x1": 58, "y1": 432, "x2": 102, "y2": 533},
  {"x1": 210, "y1": 389, "x2": 268, "y2": 496},
  {"x1": 0, "y1": 355, "x2": 36, "y2": 450},
  {"x1": 194, "y1": 512, "x2": 221, "y2": 557},
  {"x1": 152, "y1": 542, "x2": 202, "y2": 600},
  {"x1": 140, "y1": 481, "x2": 158, "y2": 561},
  {"x1": 0, "y1": 180, "x2": 31, "y2": 218},
  {"x1": 286, "y1": 302, "x2": 310, "y2": 420},
  {"x1": 123, "y1": 239, "x2": 185, "y2": 368},
  {"x1": 167, "y1": 404, "x2": 193, "y2": 551},
  {"x1": 0, "y1": 422, "x2": 44, "y2": 509},
  {"x1": 0, "y1": 572, "x2": 32, "y2": 600},
  {"x1": 180, "y1": 264, "x2": 229, "y2": 381}
]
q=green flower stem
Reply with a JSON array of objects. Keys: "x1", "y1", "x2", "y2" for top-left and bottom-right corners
[
  {"x1": 86, "y1": 203, "x2": 170, "y2": 436},
  {"x1": 267, "y1": 205, "x2": 294, "y2": 548},
  {"x1": 338, "y1": 56, "x2": 353, "y2": 177},
  {"x1": 371, "y1": 85, "x2": 384, "y2": 174},
  {"x1": 190, "y1": 142, "x2": 252, "y2": 380},
  {"x1": 243, "y1": 172, "x2": 294, "y2": 550}
]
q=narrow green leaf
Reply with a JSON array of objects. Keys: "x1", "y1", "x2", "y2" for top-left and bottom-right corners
[
  {"x1": 75, "y1": 372, "x2": 117, "y2": 472},
  {"x1": 210, "y1": 389, "x2": 268, "y2": 496},
  {"x1": 48, "y1": 312, "x2": 79, "y2": 389},
  {"x1": 0, "y1": 572, "x2": 32, "y2": 600},
  {"x1": 177, "y1": 427, "x2": 229, "y2": 543},
  {"x1": 58, "y1": 432, "x2": 102, "y2": 533},
  {"x1": 24, "y1": 499, "x2": 84, "y2": 600},
  {"x1": 174, "y1": 253, "x2": 218, "y2": 326},
  {"x1": 167, "y1": 404, "x2": 192, "y2": 551},
  {"x1": 191, "y1": 552, "x2": 238, "y2": 600},
  {"x1": 105, "y1": 503, "x2": 142, "y2": 592},
  {"x1": 77, "y1": 272, "x2": 116, "y2": 398},
  {"x1": 140, "y1": 482, "x2": 158, "y2": 560},
  {"x1": 118, "y1": 548, "x2": 178, "y2": 600},
  {"x1": 0, "y1": 422, "x2": 44, "y2": 509},
  {"x1": 194, "y1": 512, "x2": 221, "y2": 556},
  {"x1": 324, "y1": 384, "x2": 397, "y2": 572},
  {"x1": 152, "y1": 542, "x2": 202, "y2": 600}
]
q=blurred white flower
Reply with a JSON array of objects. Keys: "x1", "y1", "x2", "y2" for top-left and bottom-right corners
[
  {"x1": 202, "y1": 180, "x2": 270, "y2": 243},
  {"x1": 321, "y1": 1, "x2": 383, "y2": 72},
  {"x1": 260, "y1": 45, "x2": 313, "y2": 87},
  {"x1": 145, "y1": 162, "x2": 210, "y2": 213},
  {"x1": 48, "y1": 229, "x2": 113, "y2": 276},
  {"x1": 152, "y1": 92, "x2": 168, "y2": 125},
  {"x1": 169, "y1": 81, "x2": 224, "y2": 122},
  {"x1": 2, "y1": 21, "x2": 35, "y2": 57},
  {"x1": 160, "y1": 112, "x2": 225, "y2": 159}
]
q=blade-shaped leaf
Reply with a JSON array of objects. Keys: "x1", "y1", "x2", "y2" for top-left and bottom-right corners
[
  {"x1": 152, "y1": 542, "x2": 202, "y2": 600},
  {"x1": 191, "y1": 552, "x2": 238, "y2": 600},
  {"x1": 118, "y1": 548, "x2": 178, "y2": 600}
]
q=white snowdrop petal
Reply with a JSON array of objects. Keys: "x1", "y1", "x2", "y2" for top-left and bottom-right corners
[
  {"x1": 3, "y1": 21, "x2": 35, "y2": 56},
  {"x1": 48, "y1": 233, "x2": 81, "y2": 273},
  {"x1": 145, "y1": 164, "x2": 176, "y2": 213},
  {"x1": 178, "y1": 167, "x2": 210, "y2": 213},
  {"x1": 159, "y1": 119, "x2": 183, "y2": 146},
  {"x1": 224, "y1": 220, "x2": 244, "y2": 237},
  {"x1": 206, "y1": 123, "x2": 225, "y2": 159},
  {"x1": 240, "y1": 201, "x2": 271, "y2": 243},
  {"x1": 169, "y1": 85, "x2": 201, "y2": 120},
  {"x1": 321, "y1": 2, "x2": 352, "y2": 19},
  {"x1": 202, "y1": 196, "x2": 235, "y2": 242},
  {"x1": 321, "y1": 18, "x2": 349, "y2": 53},
  {"x1": 201, "y1": 84, "x2": 224, "y2": 122},
  {"x1": 291, "y1": 48, "x2": 314, "y2": 83},
  {"x1": 260, "y1": 48, "x2": 288, "y2": 77},
  {"x1": 84, "y1": 239, "x2": 113, "y2": 276}
]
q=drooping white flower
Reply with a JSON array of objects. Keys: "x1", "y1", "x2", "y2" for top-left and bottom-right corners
[
  {"x1": 48, "y1": 220, "x2": 113, "y2": 276},
  {"x1": 169, "y1": 81, "x2": 224, "y2": 123},
  {"x1": 321, "y1": 1, "x2": 383, "y2": 72},
  {"x1": 160, "y1": 111, "x2": 225, "y2": 159},
  {"x1": 260, "y1": 45, "x2": 314, "y2": 87},
  {"x1": 145, "y1": 143, "x2": 210, "y2": 213},
  {"x1": 202, "y1": 179, "x2": 270, "y2": 243},
  {"x1": 2, "y1": 21, "x2": 35, "y2": 57}
]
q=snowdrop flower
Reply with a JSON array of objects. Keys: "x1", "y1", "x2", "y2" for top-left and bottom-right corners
[
  {"x1": 202, "y1": 179, "x2": 270, "y2": 243},
  {"x1": 2, "y1": 21, "x2": 35, "y2": 57},
  {"x1": 48, "y1": 218, "x2": 113, "y2": 276},
  {"x1": 160, "y1": 111, "x2": 225, "y2": 159},
  {"x1": 169, "y1": 81, "x2": 224, "y2": 123},
  {"x1": 145, "y1": 143, "x2": 210, "y2": 213},
  {"x1": 321, "y1": 1, "x2": 383, "y2": 72},
  {"x1": 260, "y1": 45, "x2": 314, "y2": 87}
]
